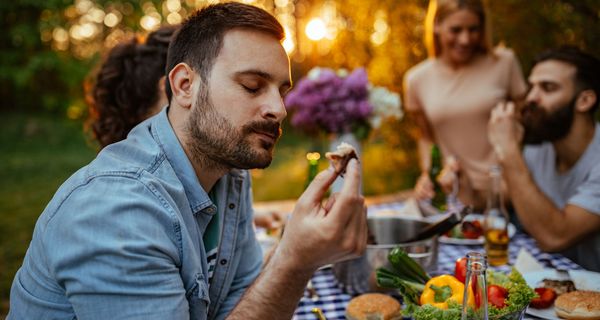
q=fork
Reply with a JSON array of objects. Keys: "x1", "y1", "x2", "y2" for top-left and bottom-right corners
[
  {"x1": 311, "y1": 307, "x2": 327, "y2": 320},
  {"x1": 306, "y1": 280, "x2": 319, "y2": 301}
]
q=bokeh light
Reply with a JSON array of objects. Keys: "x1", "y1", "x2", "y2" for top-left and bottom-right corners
[
  {"x1": 140, "y1": 13, "x2": 162, "y2": 31},
  {"x1": 103, "y1": 12, "x2": 120, "y2": 27},
  {"x1": 305, "y1": 18, "x2": 326, "y2": 41}
]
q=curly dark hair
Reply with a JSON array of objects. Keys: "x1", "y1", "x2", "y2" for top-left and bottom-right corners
[{"x1": 86, "y1": 25, "x2": 178, "y2": 148}]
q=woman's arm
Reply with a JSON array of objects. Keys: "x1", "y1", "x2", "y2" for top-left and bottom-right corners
[{"x1": 411, "y1": 110, "x2": 436, "y2": 200}]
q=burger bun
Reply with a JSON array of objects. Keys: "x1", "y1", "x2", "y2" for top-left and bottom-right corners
[
  {"x1": 345, "y1": 293, "x2": 402, "y2": 320},
  {"x1": 554, "y1": 291, "x2": 600, "y2": 320}
]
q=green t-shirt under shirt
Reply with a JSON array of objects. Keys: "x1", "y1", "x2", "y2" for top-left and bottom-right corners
[{"x1": 204, "y1": 191, "x2": 220, "y2": 282}]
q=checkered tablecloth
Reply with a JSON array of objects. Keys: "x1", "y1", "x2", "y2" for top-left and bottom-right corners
[{"x1": 292, "y1": 201, "x2": 581, "y2": 320}]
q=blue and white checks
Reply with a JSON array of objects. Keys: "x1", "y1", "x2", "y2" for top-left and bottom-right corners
[{"x1": 292, "y1": 201, "x2": 580, "y2": 320}]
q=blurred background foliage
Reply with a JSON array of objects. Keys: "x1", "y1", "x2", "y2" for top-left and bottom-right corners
[
  {"x1": 2, "y1": 0, "x2": 599, "y2": 113},
  {"x1": 1, "y1": 0, "x2": 599, "y2": 194},
  {"x1": 1, "y1": 0, "x2": 600, "y2": 315}
]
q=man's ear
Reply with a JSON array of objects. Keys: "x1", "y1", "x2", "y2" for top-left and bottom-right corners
[
  {"x1": 576, "y1": 89, "x2": 597, "y2": 113},
  {"x1": 168, "y1": 63, "x2": 195, "y2": 109}
]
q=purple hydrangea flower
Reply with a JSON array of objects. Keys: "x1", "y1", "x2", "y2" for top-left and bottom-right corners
[{"x1": 284, "y1": 67, "x2": 374, "y2": 136}]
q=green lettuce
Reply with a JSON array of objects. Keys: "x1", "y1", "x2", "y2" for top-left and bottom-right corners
[{"x1": 408, "y1": 269, "x2": 535, "y2": 320}]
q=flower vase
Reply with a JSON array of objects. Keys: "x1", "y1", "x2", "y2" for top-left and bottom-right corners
[{"x1": 330, "y1": 132, "x2": 362, "y2": 193}]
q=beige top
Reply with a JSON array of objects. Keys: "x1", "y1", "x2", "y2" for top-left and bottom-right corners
[{"x1": 404, "y1": 47, "x2": 527, "y2": 194}]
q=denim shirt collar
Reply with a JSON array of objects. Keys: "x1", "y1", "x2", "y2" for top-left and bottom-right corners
[{"x1": 150, "y1": 107, "x2": 215, "y2": 216}]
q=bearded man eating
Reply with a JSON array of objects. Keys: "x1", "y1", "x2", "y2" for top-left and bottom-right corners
[
  {"x1": 8, "y1": 3, "x2": 367, "y2": 319},
  {"x1": 488, "y1": 46, "x2": 600, "y2": 271}
]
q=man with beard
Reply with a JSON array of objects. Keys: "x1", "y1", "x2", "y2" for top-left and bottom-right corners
[
  {"x1": 488, "y1": 46, "x2": 600, "y2": 271},
  {"x1": 8, "y1": 3, "x2": 367, "y2": 320}
]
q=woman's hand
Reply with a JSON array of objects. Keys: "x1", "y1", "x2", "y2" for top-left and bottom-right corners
[
  {"x1": 414, "y1": 172, "x2": 434, "y2": 200},
  {"x1": 415, "y1": 156, "x2": 460, "y2": 199},
  {"x1": 437, "y1": 156, "x2": 460, "y2": 195},
  {"x1": 253, "y1": 209, "x2": 287, "y2": 230}
]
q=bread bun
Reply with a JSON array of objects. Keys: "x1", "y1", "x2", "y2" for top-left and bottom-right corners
[
  {"x1": 554, "y1": 291, "x2": 600, "y2": 320},
  {"x1": 345, "y1": 293, "x2": 402, "y2": 320}
]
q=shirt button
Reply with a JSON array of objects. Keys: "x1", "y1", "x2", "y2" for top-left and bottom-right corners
[
  {"x1": 220, "y1": 259, "x2": 228, "y2": 265},
  {"x1": 228, "y1": 203, "x2": 235, "y2": 209}
]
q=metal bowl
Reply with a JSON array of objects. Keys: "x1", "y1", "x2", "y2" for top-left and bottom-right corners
[{"x1": 332, "y1": 216, "x2": 439, "y2": 294}]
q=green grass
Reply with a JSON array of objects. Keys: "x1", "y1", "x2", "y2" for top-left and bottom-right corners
[
  {"x1": 0, "y1": 113, "x2": 418, "y2": 316},
  {"x1": 0, "y1": 113, "x2": 97, "y2": 315}
]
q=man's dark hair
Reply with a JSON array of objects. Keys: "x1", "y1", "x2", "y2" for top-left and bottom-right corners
[
  {"x1": 534, "y1": 46, "x2": 600, "y2": 116},
  {"x1": 165, "y1": 2, "x2": 285, "y2": 101}
]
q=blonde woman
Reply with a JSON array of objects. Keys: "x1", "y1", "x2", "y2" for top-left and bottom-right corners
[{"x1": 404, "y1": 0, "x2": 527, "y2": 210}]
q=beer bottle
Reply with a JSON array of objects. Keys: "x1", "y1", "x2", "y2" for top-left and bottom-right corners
[
  {"x1": 483, "y1": 166, "x2": 510, "y2": 266},
  {"x1": 305, "y1": 152, "x2": 320, "y2": 189},
  {"x1": 429, "y1": 144, "x2": 446, "y2": 211}
]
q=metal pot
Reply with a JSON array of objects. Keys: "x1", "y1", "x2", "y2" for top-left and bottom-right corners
[{"x1": 332, "y1": 216, "x2": 439, "y2": 294}]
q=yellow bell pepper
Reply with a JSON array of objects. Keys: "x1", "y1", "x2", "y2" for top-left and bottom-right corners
[{"x1": 420, "y1": 275, "x2": 475, "y2": 309}]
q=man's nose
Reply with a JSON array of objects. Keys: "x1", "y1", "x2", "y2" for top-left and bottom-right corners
[
  {"x1": 261, "y1": 90, "x2": 287, "y2": 122},
  {"x1": 525, "y1": 87, "x2": 540, "y2": 105}
]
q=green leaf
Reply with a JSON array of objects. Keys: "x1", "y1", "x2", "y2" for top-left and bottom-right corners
[{"x1": 430, "y1": 284, "x2": 453, "y2": 303}]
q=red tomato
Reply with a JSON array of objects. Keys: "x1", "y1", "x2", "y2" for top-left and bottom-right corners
[
  {"x1": 487, "y1": 285, "x2": 508, "y2": 308},
  {"x1": 454, "y1": 257, "x2": 467, "y2": 283},
  {"x1": 462, "y1": 221, "x2": 484, "y2": 239},
  {"x1": 530, "y1": 288, "x2": 557, "y2": 309}
]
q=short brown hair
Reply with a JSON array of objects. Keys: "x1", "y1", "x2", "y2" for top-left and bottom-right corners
[
  {"x1": 424, "y1": 0, "x2": 491, "y2": 58},
  {"x1": 165, "y1": 2, "x2": 284, "y2": 101}
]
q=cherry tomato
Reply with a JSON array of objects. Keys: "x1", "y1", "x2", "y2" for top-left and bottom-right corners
[
  {"x1": 530, "y1": 287, "x2": 557, "y2": 309},
  {"x1": 454, "y1": 257, "x2": 467, "y2": 283},
  {"x1": 462, "y1": 221, "x2": 483, "y2": 239},
  {"x1": 487, "y1": 284, "x2": 508, "y2": 308}
]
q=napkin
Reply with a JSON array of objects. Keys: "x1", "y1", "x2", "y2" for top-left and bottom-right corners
[{"x1": 514, "y1": 248, "x2": 545, "y2": 274}]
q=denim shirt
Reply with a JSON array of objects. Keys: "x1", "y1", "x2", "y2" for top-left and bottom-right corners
[{"x1": 8, "y1": 108, "x2": 263, "y2": 320}]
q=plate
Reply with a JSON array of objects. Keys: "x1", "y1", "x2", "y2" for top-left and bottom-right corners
[
  {"x1": 438, "y1": 215, "x2": 516, "y2": 245},
  {"x1": 523, "y1": 269, "x2": 600, "y2": 320}
]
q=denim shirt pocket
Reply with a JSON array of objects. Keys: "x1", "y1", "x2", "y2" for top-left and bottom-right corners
[{"x1": 186, "y1": 273, "x2": 211, "y2": 320}]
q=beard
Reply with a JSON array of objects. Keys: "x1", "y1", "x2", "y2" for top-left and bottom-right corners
[
  {"x1": 184, "y1": 91, "x2": 281, "y2": 170},
  {"x1": 521, "y1": 97, "x2": 576, "y2": 145}
]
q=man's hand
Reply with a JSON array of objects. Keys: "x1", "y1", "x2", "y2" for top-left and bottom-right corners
[
  {"x1": 275, "y1": 159, "x2": 367, "y2": 272},
  {"x1": 228, "y1": 159, "x2": 367, "y2": 320},
  {"x1": 488, "y1": 101, "x2": 524, "y2": 161}
]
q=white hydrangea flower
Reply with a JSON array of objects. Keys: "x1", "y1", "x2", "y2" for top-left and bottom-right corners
[
  {"x1": 307, "y1": 67, "x2": 323, "y2": 80},
  {"x1": 336, "y1": 68, "x2": 349, "y2": 77},
  {"x1": 367, "y1": 85, "x2": 403, "y2": 129}
]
